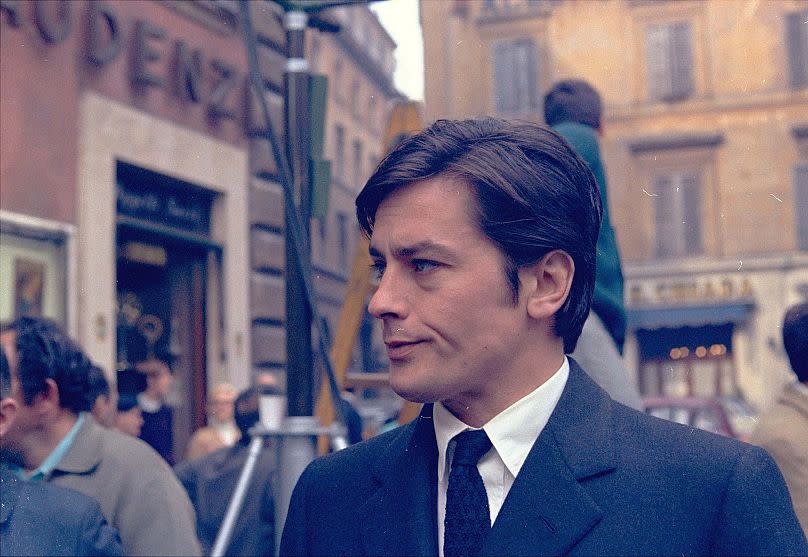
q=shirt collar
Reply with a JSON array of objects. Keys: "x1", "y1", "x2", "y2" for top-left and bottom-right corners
[
  {"x1": 433, "y1": 357, "x2": 569, "y2": 483},
  {"x1": 15, "y1": 413, "x2": 85, "y2": 481},
  {"x1": 138, "y1": 392, "x2": 162, "y2": 412}
]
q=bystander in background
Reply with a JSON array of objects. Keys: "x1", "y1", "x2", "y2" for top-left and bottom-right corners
[
  {"x1": 752, "y1": 301, "x2": 808, "y2": 534},
  {"x1": 0, "y1": 316, "x2": 201, "y2": 556},
  {"x1": 88, "y1": 364, "x2": 116, "y2": 428},
  {"x1": 175, "y1": 386, "x2": 276, "y2": 556},
  {"x1": 136, "y1": 356, "x2": 175, "y2": 465},
  {"x1": 543, "y1": 78, "x2": 642, "y2": 409},
  {"x1": 115, "y1": 393, "x2": 144, "y2": 438},
  {"x1": 185, "y1": 382, "x2": 240, "y2": 461}
]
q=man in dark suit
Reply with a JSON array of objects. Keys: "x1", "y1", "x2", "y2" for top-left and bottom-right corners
[
  {"x1": 175, "y1": 386, "x2": 276, "y2": 556},
  {"x1": 280, "y1": 118, "x2": 807, "y2": 556}
]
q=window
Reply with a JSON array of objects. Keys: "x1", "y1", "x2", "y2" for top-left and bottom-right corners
[
  {"x1": 645, "y1": 21, "x2": 694, "y2": 102},
  {"x1": 492, "y1": 38, "x2": 539, "y2": 114},
  {"x1": 336, "y1": 212, "x2": 348, "y2": 271},
  {"x1": 786, "y1": 9, "x2": 808, "y2": 89},
  {"x1": 310, "y1": 36, "x2": 321, "y2": 72},
  {"x1": 350, "y1": 78, "x2": 360, "y2": 117},
  {"x1": 352, "y1": 139, "x2": 363, "y2": 187},
  {"x1": 334, "y1": 125, "x2": 345, "y2": 179},
  {"x1": 653, "y1": 171, "x2": 702, "y2": 258},
  {"x1": 368, "y1": 95, "x2": 377, "y2": 130},
  {"x1": 333, "y1": 59, "x2": 343, "y2": 102},
  {"x1": 795, "y1": 164, "x2": 808, "y2": 250}
]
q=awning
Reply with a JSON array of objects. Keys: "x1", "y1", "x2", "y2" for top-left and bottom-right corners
[{"x1": 627, "y1": 299, "x2": 755, "y2": 330}]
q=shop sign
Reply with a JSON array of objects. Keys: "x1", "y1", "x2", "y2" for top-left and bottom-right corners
[
  {"x1": 629, "y1": 277, "x2": 754, "y2": 306},
  {"x1": 1, "y1": 0, "x2": 247, "y2": 131},
  {"x1": 117, "y1": 181, "x2": 211, "y2": 235}
]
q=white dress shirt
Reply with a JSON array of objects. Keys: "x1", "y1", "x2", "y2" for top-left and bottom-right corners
[{"x1": 433, "y1": 357, "x2": 569, "y2": 556}]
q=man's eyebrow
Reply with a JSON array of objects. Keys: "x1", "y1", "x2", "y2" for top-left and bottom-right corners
[{"x1": 369, "y1": 240, "x2": 455, "y2": 259}]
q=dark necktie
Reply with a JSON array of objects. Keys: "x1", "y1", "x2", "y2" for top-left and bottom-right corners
[{"x1": 444, "y1": 429, "x2": 493, "y2": 557}]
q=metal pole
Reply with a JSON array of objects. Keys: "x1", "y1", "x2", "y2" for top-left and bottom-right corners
[
  {"x1": 210, "y1": 435, "x2": 265, "y2": 557},
  {"x1": 284, "y1": 8, "x2": 314, "y2": 418}
]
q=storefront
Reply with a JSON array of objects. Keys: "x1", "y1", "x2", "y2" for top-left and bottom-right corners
[
  {"x1": 1, "y1": 0, "x2": 256, "y2": 458},
  {"x1": 624, "y1": 254, "x2": 808, "y2": 410}
]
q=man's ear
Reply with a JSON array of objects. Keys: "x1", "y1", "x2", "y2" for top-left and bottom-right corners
[
  {"x1": 34, "y1": 378, "x2": 62, "y2": 418},
  {"x1": 520, "y1": 250, "x2": 574, "y2": 320},
  {"x1": 0, "y1": 396, "x2": 19, "y2": 438}
]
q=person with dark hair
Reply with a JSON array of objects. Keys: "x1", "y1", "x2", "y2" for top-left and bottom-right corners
[
  {"x1": 175, "y1": 386, "x2": 276, "y2": 556},
  {"x1": 752, "y1": 301, "x2": 808, "y2": 534},
  {"x1": 543, "y1": 78, "x2": 641, "y2": 410},
  {"x1": 114, "y1": 393, "x2": 144, "y2": 437},
  {"x1": 1, "y1": 344, "x2": 125, "y2": 557},
  {"x1": 136, "y1": 356, "x2": 176, "y2": 464},
  {"x1": 0, "y1": 316, "x2": 201, "y2": 556},
  {"x1": 87, "y1": 364, "x2": 116, "y2": 428},
  {"x1": 280, "y1": 118, "x2": 807, "y2": 556}
]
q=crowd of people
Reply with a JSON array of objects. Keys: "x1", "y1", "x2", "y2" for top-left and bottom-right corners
[{"x1": 1, "y1": 79, "x2": 806, "y2": 556}]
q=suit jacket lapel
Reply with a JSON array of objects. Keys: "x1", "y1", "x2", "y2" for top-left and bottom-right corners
[
  {"x1": 360, "y1": 405, "x2": 439, "y2": 556},
  {"x1": 483, "y1": 360, "x2": 617, "y2": 556}
]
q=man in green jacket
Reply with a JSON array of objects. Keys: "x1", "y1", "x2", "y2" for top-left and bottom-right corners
[{"x1": 544, "y1": 79, "x2": 642, "y2": 409}]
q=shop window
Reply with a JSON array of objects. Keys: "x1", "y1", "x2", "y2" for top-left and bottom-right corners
[
  {"x1": 636, "y1": 324, "x2": 736, "y2": 398},
  {"x1": 795, "y1": 163, "x2": 808, "y2": 250},
  {"x1": 645, "y1": 20, "x2": 694, "y2": 102},
  {"x1": 492, "y1": 37, "x2": 539, "y2": 114},
  {"x1": 786, "y1": 9, "x2": 808, "y2": 89},
  {"x1": 0, "y1": 222, "x2": 69, "y2": 326}
]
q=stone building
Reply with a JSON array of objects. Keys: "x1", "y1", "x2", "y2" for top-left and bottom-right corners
[
  {"x1": 0, "y1": 0, "x2": 396, "y2": 458},
  {"x1": 420, "y1": 0, "x2": 808, "y2": 410},
  {"x1": 306, "y1": 4, "x2": 398, "y2": 377}
]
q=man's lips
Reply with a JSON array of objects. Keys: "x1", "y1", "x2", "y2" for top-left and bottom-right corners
[{"x1": 384, "y1": 339, "x2": 426, "y2": 360}]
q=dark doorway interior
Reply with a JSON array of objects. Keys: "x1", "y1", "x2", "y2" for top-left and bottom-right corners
[{"x1": 115, "y1": 162, "x2": 214, "y2": 461}]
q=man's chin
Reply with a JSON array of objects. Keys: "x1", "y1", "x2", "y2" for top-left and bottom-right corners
[{"x1": 388, "y1": 370, "x2": 439, "y2": 404}]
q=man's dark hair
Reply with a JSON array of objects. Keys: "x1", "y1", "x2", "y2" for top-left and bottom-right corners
[
  {"x1": 87, "y1": 364, "x2": 110, "y2": 403},
  {"x1": 1, "y1": 345, "x2": 11, "y2": 399},
  {"x1": 356, "y1": 118, "x2": 602, "y2": 353},
  {"x1": 234, "y1": 387, "x2": 260, "y2": 442},
  {"x1": 782, "y1": 301, "x2": 808, "y2": 382},
  {"x1": 543, "y1": 79, "x2": 602, "y2": 129},
  {"x1": 2, "y1": 316, "x2": 94, "y2": 413}
]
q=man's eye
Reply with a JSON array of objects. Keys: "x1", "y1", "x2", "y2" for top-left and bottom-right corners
[
  {"x1": 369, "y1": 261, "x2": 385, "y2": 279},
  {"x1": 412, "y1": 259, "x2": 439, "y2": 273}
]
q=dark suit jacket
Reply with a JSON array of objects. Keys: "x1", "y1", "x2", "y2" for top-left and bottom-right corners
[
  {"x1": 175, "y1": 441, "x2": 276, "y2": 557},
  {"x1": 280, "y1": 360, "x2": 808, "y2": 556},
  {"x1": 0, "y1": 468, "x2": 124, "y2": 556}
]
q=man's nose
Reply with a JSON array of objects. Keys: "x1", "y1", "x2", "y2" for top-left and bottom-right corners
[{"x1": 368, "y1": 267, "x2": 407, "y2": 320}]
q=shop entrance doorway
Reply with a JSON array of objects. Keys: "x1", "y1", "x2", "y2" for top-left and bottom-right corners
[{"x1": 115, "y1": 162, "x2": 216, "y2": 463}]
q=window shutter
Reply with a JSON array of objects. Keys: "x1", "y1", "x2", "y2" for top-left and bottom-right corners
[
  {"x1": 795, "y1": 164, "x2": 808, "y2": 250},
  {"x1": 646, "y1": 24, "x2": 672, "y2": 101},
  {"x1": 654, "y1": 175, "x2": 676, "y2": 257},
  {"x1": 786, "y1": 10, "x2": 808, "y2": 88},
  {"x1": 669, "y1": 21, "x2": 694, "y2": 100},
  {"x1": 681, "y1": 172, "x2": 702, "y2": 255},
  {"x1": 493, "y1": 41, "x2": 516, "y2": 113},
  {"x1": 520, "y1": 38, "x2": 539, "y2": 111}
]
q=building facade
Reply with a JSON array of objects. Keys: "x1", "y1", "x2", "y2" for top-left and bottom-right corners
[
  {"x1": 306, "y1": 5, "x2": 397, "y2": 378},
  {"x1": 421, "y1": 0, "x2": 808, "y2": 410},
  {"x1": 0, "y1": 0, "x2": 396, "y2": 457}
]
